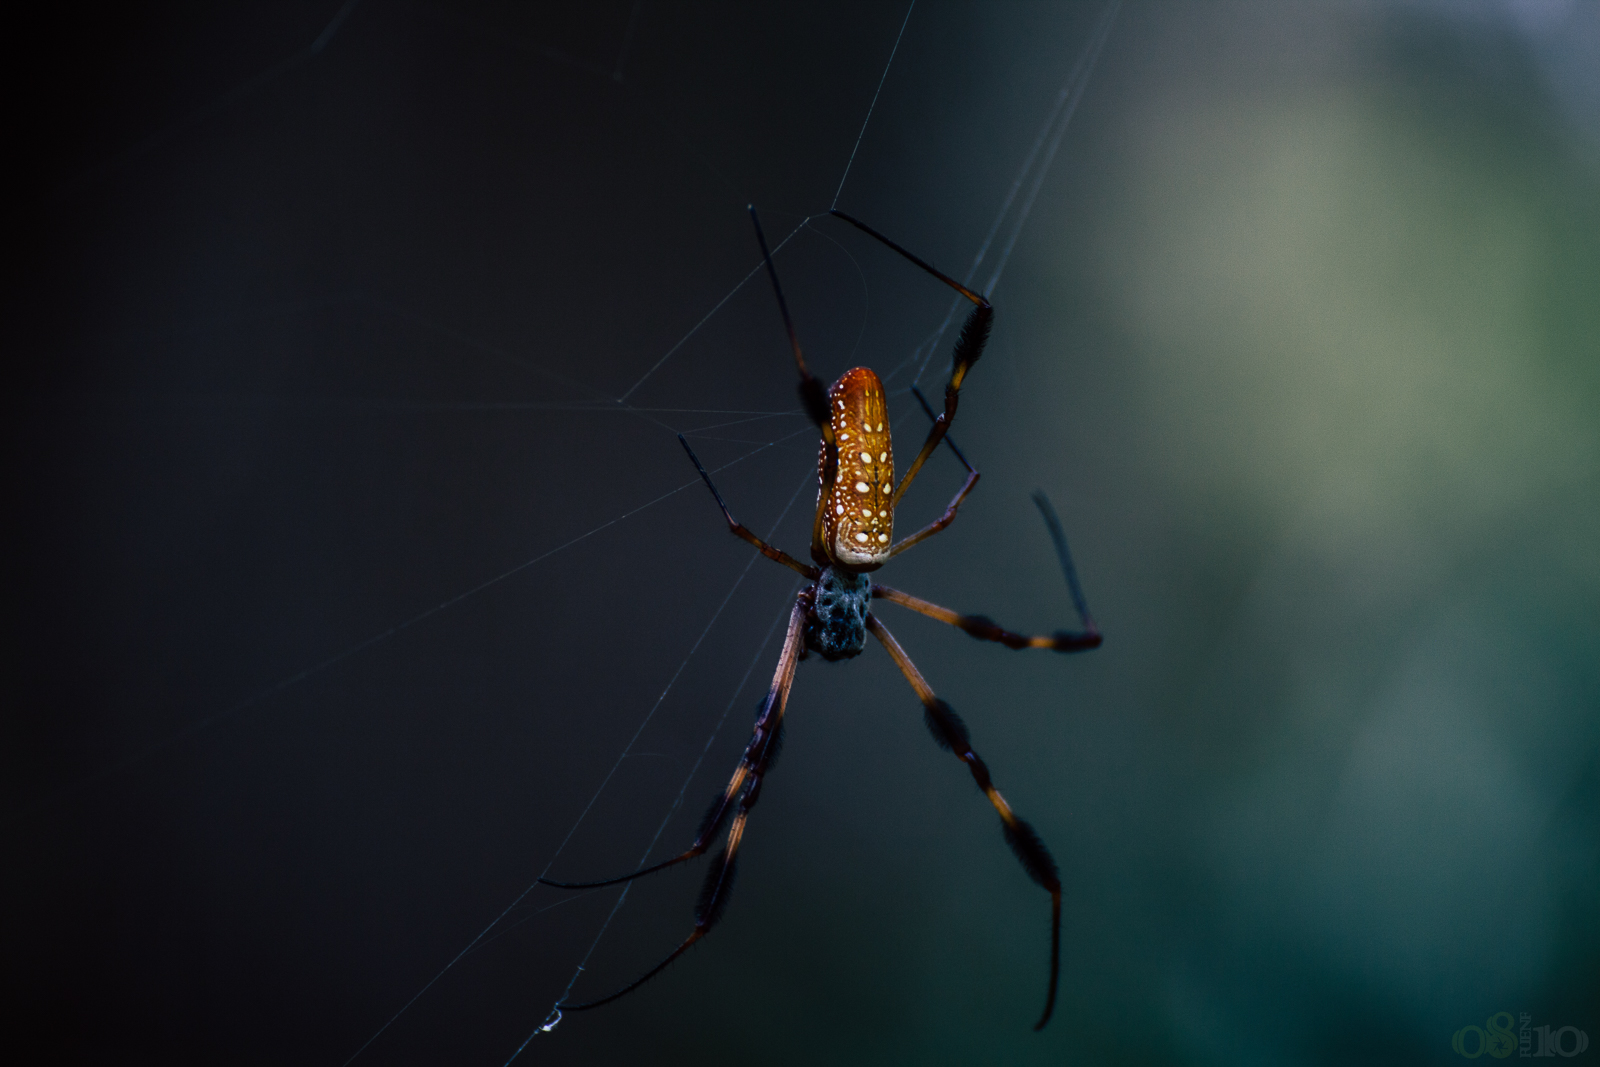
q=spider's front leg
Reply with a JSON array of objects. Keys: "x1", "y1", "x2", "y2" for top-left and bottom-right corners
[
  {"x1": 829, "y1": 210, "x2": 993, "y2": 509},
  {"x1": 866, "y1": 613, "x2": 1064, "y2": 1031},
  {"x1": 549, "y1": 594, "x2": 808, "y2": 1011},
  {"x1": 746, "y1": 206, "x2": 841, "y2": 565}
]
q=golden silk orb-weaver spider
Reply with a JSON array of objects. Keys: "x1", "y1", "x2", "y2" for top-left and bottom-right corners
[{"x1": 540, "y1": 207, "x2": 1102, "y2": 1031}]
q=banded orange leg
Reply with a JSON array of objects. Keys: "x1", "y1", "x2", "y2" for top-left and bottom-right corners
[
  {"x1": 543, "y1": 596, "x2": 808, "y2": 1010},
  {"x1": 866, "y1": 612, "x2": 1064, "y2": 1031}
]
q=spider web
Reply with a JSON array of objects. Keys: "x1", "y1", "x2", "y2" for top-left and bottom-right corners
[
  {"x1": 6, "y1": 3, "x2": 1123, "y2": 1064},
  {"x1": 16, "y1": 4, "x2": 1600, "y2": 1066}
]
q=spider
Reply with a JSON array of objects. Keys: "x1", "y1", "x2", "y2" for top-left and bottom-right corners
[{"x1": 540, "y1": 207, "x2": 1102, "y2": 1031}]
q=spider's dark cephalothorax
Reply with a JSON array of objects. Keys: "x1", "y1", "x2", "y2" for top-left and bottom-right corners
[
  {"x1": 539, "y1": 207, "x2": 1103, "y2": 1032},
  {"x1": 804, "y1": 566, "x2": 872, "y2": 661}
]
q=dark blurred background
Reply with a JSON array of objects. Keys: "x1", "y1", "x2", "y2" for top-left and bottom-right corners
[{"x1": 4, "y1": 2, "x2": 1597, "y2": 1064}]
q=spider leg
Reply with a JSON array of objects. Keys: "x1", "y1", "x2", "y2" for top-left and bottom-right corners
[
  {"x1": 873, "y1": 584, "x2": 1101, "y2": 652},
  {"x1": 828, "y1": 210, "x2": 993, "y2": 510},
  {"x1": 887, "y1": 385, "x2": 981, "y2": 558},
  {"x1": 877, "y1": 490, "x2": 1101, "y2": 649},
  {"x1": 552, "y1": 597, "x2": 807, "y2": 1011},
  {"x1": 677, "y1": 435, "x2": 819, "y2": 579},
  {"x1": 866, "y1": 612, "x2": 1064, "y2": 1031},
  {"x1": 540, "y1": 597, "x2": 806, "y2": 890},
  {"x1": 1029, "y1": 490, "x2": 1098, "y2": 639},
  {"x1": 748, "y1": 206, "x2": 840, "y2": 565}
]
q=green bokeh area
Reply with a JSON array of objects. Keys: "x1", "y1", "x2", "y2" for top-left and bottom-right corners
[
  {"x1": 890, "y1": 6, "x2": 1600, "y2": 1063},
  {"x1": 7, "y1": 3, "x2": 1597, "y2": 1065},
  {"x1": 1053, "y1": 8, "x2": 1600, "y2": 1064}
]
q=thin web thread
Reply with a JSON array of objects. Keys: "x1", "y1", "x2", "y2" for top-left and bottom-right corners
[
  {"x1": 33, "y1": 395, "x2": 795, "y2": 417},
  {"x1": 513, "y1": 11, "x2": 925, "y2": 1040},
  {"x1": 618, "y1": 219, "x2": 811, "y2": 402},
  {"x1": 28, "y1": 5, "x2": 819, "y2": 763},
  {"x1": 612, "y1": 0, "x2": 644, "y2": 81},
  {"x1": 415, "y1": 0, "x2": 616, "y2": 81},
  {"x1": 342, "y1": 472, "x2": 808, "y2": 1067},
  {"x1": 831, "y1": 0, "x2": 917, "y2": 210},
  {"x1": 38, "y1": 0, "x2": 1120, "y2": 1050},
  {"x1": 18, "y1": 125, "x2": 825, "y2": 819},
  {"x1": 903, "y1": 0, "x2": 1120, "y2": 389},
  {"x1": 54, "y1": 0, "x2": 362, "y2": 197},
  {"x1": 510, "y1": 484, "x2": 813, "y2": 1058},
  {"x1": 11, "y1": 425, "x2": 812, "y2": 824},
  {"x1": 983, "y1": 0, "x2": 1120, "y2": 298},
  {"x1": 18, "y1": 150, "x2": 818, "y2": 821},
  {"x1": 507, "y1": 4, "x2": 1123, "y2": 1049},
  {"x1": 21, "y1": 0, "x2": 882, "y2": 821},
  {"x1": 359, "y1": 295, "x2": 680, "y2": 437}
]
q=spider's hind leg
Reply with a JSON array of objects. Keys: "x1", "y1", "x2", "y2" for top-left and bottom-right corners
[
  {"x1": 553, "y1": 597, "x2": 808, "y2": 1012},
  {"x1": 866, "y1": 612, "x2": 1064, "y2": 1032},
  {"x1": 537, "y1": 692, "x2": 781, "y2": 893}
]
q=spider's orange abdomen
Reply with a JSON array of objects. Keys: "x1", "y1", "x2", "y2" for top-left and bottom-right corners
[{"x1": 819, "y1": 367, "x2": 894, "y2": 569}]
